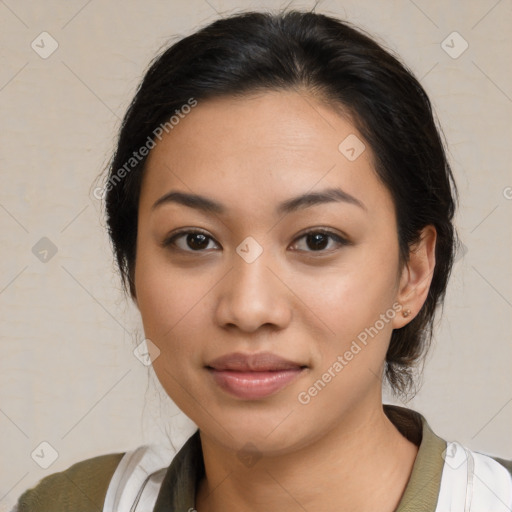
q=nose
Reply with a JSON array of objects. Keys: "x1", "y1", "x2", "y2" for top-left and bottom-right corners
[{"x1": 214, "y1": 243, "x2": 292, "y2": 334}]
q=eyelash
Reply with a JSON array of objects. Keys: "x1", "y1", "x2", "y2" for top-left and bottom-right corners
[{"x1": 161, "y1": 227, "x2": 351, "y2": 255}]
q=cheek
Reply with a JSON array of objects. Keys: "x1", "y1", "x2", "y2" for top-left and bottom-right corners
[
  {"x1": 135, "y1": 243, "x2": 197, "y2": 334},
  {"x1": 292, "y1": 262, "x2": 397, "y2": 341},
  {"x1": 291, "y1": 269, "x2": 397, "y2": 414},
  {"x1": 134, "y1": 249, "x2": 218, "y2": 367},
  {"x1": 135, "y1": 256, "x2": 210, "y2": 406}
]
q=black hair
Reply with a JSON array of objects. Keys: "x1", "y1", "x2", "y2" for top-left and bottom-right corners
[{"x1": 101, "y1": 8, "x2": 460, "y2": 398}]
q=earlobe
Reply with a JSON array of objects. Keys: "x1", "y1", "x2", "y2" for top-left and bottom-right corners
[{"x1": 392, "y1": 225, "x2": 437, "y2": 329}]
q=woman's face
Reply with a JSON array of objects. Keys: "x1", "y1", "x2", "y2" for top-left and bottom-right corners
[{"x1": 134, "y1": 90, "x2": 412, "y2": 454}]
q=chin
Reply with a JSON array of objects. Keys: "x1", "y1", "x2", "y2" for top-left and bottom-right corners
[{"x1": 197, "y1": 404, "x2": 320, "y2": 456}]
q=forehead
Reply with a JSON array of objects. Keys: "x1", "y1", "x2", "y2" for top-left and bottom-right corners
[{"x1": 139, "y1": 90, "x2": 392, "y2": 218}]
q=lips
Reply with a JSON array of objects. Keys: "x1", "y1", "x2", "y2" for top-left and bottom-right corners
[
  {"x1": 205, "y1": 352, "x2": 307, "y2": 400},
  {"x1": 206, "y1": 351, "x2": 306, "y2": 371}
]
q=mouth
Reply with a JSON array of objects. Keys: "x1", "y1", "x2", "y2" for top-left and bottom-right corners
[{"x1": 205, "y1": 352, "x2": 308, "y2": 400}]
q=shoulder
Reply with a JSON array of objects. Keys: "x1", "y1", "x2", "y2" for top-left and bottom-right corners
[
  {"x1": 438, "y1": 441, "x2": 512, "y2": 510},
  {"x1": 385, "y1": 405, "x2": 512, "y2": 511},
  {"x1": 12, "y1": 451, "x2": 125, "y2": 512},
  {"x1": 491, "y1": 455, "x2": 512, "y2": 475},
  {"x1": 443, "y1": 440, "x2": 512, "y2": 478}
]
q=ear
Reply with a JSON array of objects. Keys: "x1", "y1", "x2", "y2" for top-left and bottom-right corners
[{"x1": 392, "y1": 225, "x2": 437, "y2": 329}]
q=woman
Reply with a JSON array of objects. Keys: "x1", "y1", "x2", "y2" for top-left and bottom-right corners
[{"x1": 13, "y1": 8, "x2": 512, "y2": 512}]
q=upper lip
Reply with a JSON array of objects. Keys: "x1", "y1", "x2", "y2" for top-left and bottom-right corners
[{"x1": 206, "y1": 352, "x2": 306, "y2": 371}]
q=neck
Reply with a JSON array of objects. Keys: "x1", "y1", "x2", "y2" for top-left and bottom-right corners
[{"x1": 195, "y1": 403, "x2": 419, "y2": 512}]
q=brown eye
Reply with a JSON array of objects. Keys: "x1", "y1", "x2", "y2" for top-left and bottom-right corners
[
  {"x1": 183, "y1": 232, "x2": 210, "y2": 250},
  {"x1": 290, "y1": 229, "x2": 349, "y2": 253},
  {"x1": 163, "y1": 230, "x2": 219, "y2": 252},
  {"x1": 305, "y1": 232, "x2": 330, "y2": 251}
]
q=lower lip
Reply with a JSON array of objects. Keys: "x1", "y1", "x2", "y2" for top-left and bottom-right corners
[{"x1": 208, "y1": 368, "x2": 304, "y2": 400}]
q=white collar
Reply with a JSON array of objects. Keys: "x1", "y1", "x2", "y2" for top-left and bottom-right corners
[
  {"x1": 103, "y1": 439, "x2": 512, "y2": 512},
  {"x1": 436, "y1": 441, "x2": 512, "y2": 511}
]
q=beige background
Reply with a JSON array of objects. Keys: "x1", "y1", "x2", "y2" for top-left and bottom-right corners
[{"x1": 1, "y1": 0, "x2": 511, "y2": 509}]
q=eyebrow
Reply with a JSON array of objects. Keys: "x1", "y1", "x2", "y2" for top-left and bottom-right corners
[{"x1": 151, "y1": 187, "x2": 367, "y2": 215}]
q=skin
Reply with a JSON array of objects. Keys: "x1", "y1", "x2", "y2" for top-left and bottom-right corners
[{"x1": 133, "y1": 89, "x2": 437, "y2": 512}]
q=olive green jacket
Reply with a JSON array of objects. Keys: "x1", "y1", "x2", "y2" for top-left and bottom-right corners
[{"x1": 12, "y1": 405, "x2": 512, "y2": 511}]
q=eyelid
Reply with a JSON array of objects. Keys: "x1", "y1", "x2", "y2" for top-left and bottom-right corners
[{"x1": 292, "y1": 226, "x2": 351, "y2": 244}]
